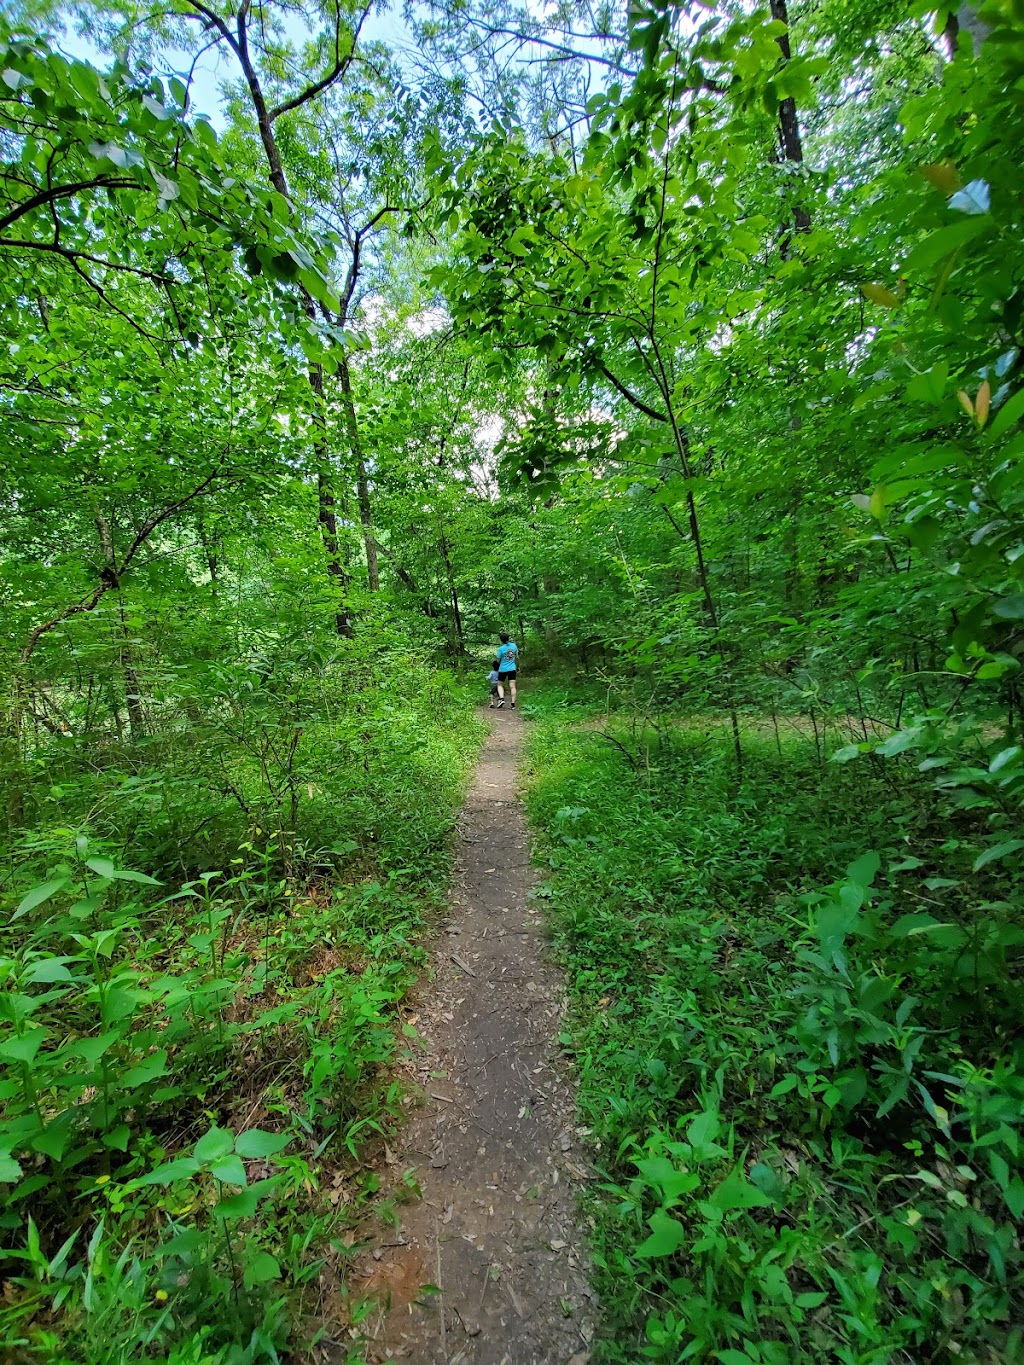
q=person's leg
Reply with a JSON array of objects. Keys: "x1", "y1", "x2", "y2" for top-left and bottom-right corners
[
  {"x1": 497, "y1": 679, "x2": 505, "y2": 706},
  {"x1": 510, "y1": 678, "x2": 517, "y2": 705}
]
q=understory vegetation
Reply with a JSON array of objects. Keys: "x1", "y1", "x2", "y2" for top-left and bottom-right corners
[
  {"x1": 526, "y1": 700, "x2": 1024, "y2": 1363},
  {"x1": 2, "y1": 644, "x2": 481, "y2": 1360},
  {"x1": 5, "y1": 0, "x2": 1024, "y2": 1358}
]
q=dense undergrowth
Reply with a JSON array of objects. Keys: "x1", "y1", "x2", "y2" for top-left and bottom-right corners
[
  {"x1": 524, "y1": 691, "x2": 1024, "y2": 1364},
  {"x1": 0, "y1": 651, "x2": 483, "y2": 1363}
]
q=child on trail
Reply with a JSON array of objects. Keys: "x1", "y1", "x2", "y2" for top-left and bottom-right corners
[
  {"x1": 487, "y1": 660, "x2": 500, "y2": 708},
  {"x1": 495, "y1": 632, "x2": 519, "y2": 709}
]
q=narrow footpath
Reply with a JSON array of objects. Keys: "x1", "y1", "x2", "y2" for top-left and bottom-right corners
[{"x1": 360, "y1": 708, "x2": 597, "y2": 1364}]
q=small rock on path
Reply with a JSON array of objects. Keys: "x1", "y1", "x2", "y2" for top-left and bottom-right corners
[{"x1": 359, "y1": 707, "x2": 596, "y2": 1364}]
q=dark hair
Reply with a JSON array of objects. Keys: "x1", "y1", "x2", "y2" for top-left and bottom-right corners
[
  {"x1": 499, "y1": 632, "x2": 509, "y2": 643},
  {"x1": 492, "y1": 659, "x2": 499, "y2": 669}
]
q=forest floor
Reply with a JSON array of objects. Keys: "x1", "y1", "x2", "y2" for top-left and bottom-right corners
[{"x1": 355, "y1": 705, "x2": 597, "y2": 1364}]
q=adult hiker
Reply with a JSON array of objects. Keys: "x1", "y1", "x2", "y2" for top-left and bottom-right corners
[{"x1": 495, "y1": 631, "x2": 519, "y2": 708}]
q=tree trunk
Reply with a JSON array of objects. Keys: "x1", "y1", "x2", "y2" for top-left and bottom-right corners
[
  {"x1": 337, "y1": 353, "x2": 379, "y2": 592},
  {"x1": 436, "y1": 524, "x2": 465, "y2": 655},
  {"x1": 769, "y1": 0, "x2": 811, "y2": 247},
  {"x1": 208, "y1": 10, "x2": 357, "y2": 631},
  {"x1": 197, "y1": 510, "x2": 219, "y2": 598},
  {"x1": 95, "y1": 512, "x2": 146, "y2": 741},
  {"x1": 118, "y1": 595, "x2": 146, "y2": 742}
]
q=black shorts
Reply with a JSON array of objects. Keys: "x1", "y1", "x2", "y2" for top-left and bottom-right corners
[{"x1": 499, "y1": 671, "x2": 516, "y2": 682}]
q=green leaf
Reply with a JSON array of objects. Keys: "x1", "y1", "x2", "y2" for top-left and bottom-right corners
[
  {"x1": 244, "y1": 1250, "x2": 281, "y2": 1286},
  {"x1": 0, "y1": 1029, "x2": 46, "y2": 1064},
  {"x1": 234, "y1": 1129, "x2": 290, "y2": 1159},
  {"x1": 769, "y1": 1074, "x2": 799, "y2": 1097},
  {"x1": 13, "y1": 878, "x2": 69, "y2": 921},
  {"x1": 130, "y1": 1157, "x2": 200, "y2": 1188},
  {"x1": 906, "y1": 364, "x2": 948, "y2": 406},
  {"x1": 709, "y1": 1167, "x2": 772, "y2": 1212},
  {"x1": 877, "y1": 728, "x2": 921, "y2": 757},
  {"x1": 32, "y1": 1120, "x2": 72, "y2": 1162},
  {"x1": 973, "y1": 839, "x2": 1024, "y2": 871},
  {"x1": 194, "y1": 1125, "x2": 234, "y2": 1164},
  {"x1": 847, "y1": 851, "x2": 881, "y2": 887},
  {"x1": 634, "y1": 1209, "x2": 686, "y2": 1258},
  {"x1": 210, "y1": 1153, "x2": 247, "y2": 1187},
  {"x1": 904, "y1": 217, "x2": 987, "y2": 274},
  {"x1": 635, "y1": 1156, "x2": 699, "y2": 1202},
  {"x1": 1005, "y1": 1177, "x2": 1024, "y2": 1220},
  {"x1": 993, "y1": 594, "x2": 1024, "y2": 621},
  {"x1": 86, "y1": 857, "x2": 115, "y2": 879},
  {"x1": 988, "y1": 387, "x2": 1024, "y2": 439},
  {"x1": 120, "y1": 1050, "x2": 167, "y2": 1086},
  {"x1": 0, "y1": 1152, "x2": 24, "y2": 1183},
  {"x1": 109, "y1": 868, "x2": 162, "y2": 886},
  {"x1": 22, "y1": 958, "x2": 73, "y2": 984},
  {"x1": 68, "y1": 1030, "x2": 121, "y2": 1067},
  {"x1": 214, "y1": 1187, "x2": 258, "y2": 1219}
]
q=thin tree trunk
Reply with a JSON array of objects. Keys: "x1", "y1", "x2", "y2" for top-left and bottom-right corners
[
  {"x1": 197, "y1": 6, "x2": 357, "y2": 631},
  {"x1": 118, "y1": 595, "x2": 146, "y2": 742},
  {"x1": 337, "y1": 352, "x2": 379, "y2": 592},
  {"x1": 436, "y1": 525, "x2": 465, "y2": 655},
  {"x1": 197, "y1": 509, "x2": 219, "y2": 598}
]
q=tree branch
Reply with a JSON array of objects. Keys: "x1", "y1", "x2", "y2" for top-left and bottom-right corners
[
  {"x1": 19, "y1": 468, "x2": 225, "y2": 667},
  {"x1": 0, "y1": 177, "x2": 137, "y2": 233},
  {"x1": 268, "y1": 0, "x2": 372, "y2": 121},
  {"x1": 596, "y1": 362, "x2": 667, "y2": 422},
  {"x1": 0, "y1": 237, "x2": 171, "y2": 281}
]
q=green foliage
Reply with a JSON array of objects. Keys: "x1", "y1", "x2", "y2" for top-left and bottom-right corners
[
  {"x1": 7, "y1": 0, "x2": 1024, "y2": 1357},
  {"x1": 526, "y1": 704, "x2": 1024, "y2": 1361},
  {"x1": 0, "y1": 662, "x2": 483, "y2": 1359}
]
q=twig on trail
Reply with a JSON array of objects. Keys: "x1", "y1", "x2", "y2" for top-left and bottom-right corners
[
  {"x1": 451, "y1": 953, "x2": 477, "y2": 977},
  {"x1": 505, "y1": 1279, "x2": 526, "y2": 1317},
  {"x1": 436, "y1": 1221, "x2": 446, "y2": 1358}
]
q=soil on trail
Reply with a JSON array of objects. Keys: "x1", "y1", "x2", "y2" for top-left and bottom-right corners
[{"x1": 358, "y1": 707, "x2": 597, "y2": 1364}]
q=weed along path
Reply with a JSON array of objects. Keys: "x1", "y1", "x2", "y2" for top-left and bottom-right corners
[{"x1": 360, "y1": 708, "x2": 597, "y2": 1364}]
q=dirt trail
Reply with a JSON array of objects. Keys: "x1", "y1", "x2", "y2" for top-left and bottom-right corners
[{"x1": 359, "y1": 708, "x2": 596, "y2": 1364}]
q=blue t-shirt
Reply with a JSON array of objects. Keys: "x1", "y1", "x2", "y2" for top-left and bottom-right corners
[{"x1": 496, "y1": 642, "x2": 518, "y2": 674}]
